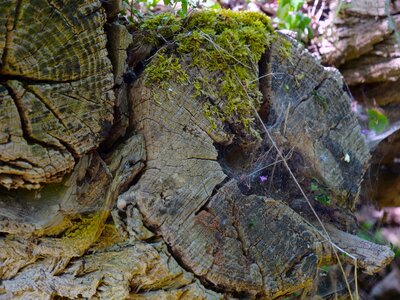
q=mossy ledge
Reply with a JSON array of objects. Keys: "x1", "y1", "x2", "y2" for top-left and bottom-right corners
[{"x1": 133, "y1": 10, "x2": 277, "y2": 136}]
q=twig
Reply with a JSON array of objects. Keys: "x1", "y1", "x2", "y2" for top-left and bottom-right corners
[{"x1": 248, "y1": 72, "x2": 285, "y2": 83}]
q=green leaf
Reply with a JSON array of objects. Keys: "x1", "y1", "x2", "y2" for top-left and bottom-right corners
[
  {"x1": 367, "y1": 108, "x2": 389, "y2": 133},
  {"x1": 315, "y1": 194, "x2": 330, "y2": 205},
  {"x1": 320, "y1": 265, "x2": 331, "y2": 272},
  {"x1": 290, "y1": 0, "x2": 304, "y2": 11},
  {"x1": 209, "y1": 2, "x2": 221, "y2": 9},
  {"x1": 361, "y1": 221, "x2": 374, "y2": 231},
  {"x1": 177, "y1": 0, "x2": 188, "y2": 17},
  {"x1": 276, "y1": 3, "x2": 290, "y2": 22},
  {"x1": 310, "y1": 182, "x2": 319, "y2": 192}
]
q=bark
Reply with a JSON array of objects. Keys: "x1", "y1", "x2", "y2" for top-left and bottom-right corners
[
  {"x1": 0, "y1": 1, "x2": 394, "y2": 299},
  {"x1": 318, "y1": 0, "x2": 400, "y2": 106},
  {"x1": 317, "y1": 0, "x2": 400, "y2": 206}
]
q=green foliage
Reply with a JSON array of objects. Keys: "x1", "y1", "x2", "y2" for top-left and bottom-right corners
[
  {"x1": 122, "y1": 0, "x2": 221, "y2": 18},
  {"x1": 122, "y1": 0, "x2": 144, "y2": 22},
  {"x1": 135, "y1": 13, "x2": 182, "y2": 46},
  {"x1": 310, "y1": 180, "x2": 331, "y2": 205},
  {"x1": 122, "y1": 0, "x2": 187, "y2": 18},
  {"x1": 367, "y1": 108, "x2": 389, "y2": 133},
  {"x1": 315, "y1": 194, "x2": 330, "y2": 205},
  {"x1": 248, "y1": 218, "x2": 256, "y2": 229},
  {"x1": 357, "y1": 222, "x2": 387, "y2": 245},
  {"x1": 274, "y1": 0, "x2": 313, "y2": 42},
  {"x1": 163, "y1": 0, "x2": 188, "y2": 17},
  {"x1": 390, "y1": 243, "x2": 400, "y2": 258},
  {"x1": 319, "y1": 265, "x2": 331, "y2": 273},
  {"x1": 358, "y1": 222, "x2": 400, "y2": 258}
]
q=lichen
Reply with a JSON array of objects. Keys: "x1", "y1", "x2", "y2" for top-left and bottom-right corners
[
  {"x1": 37, "y1": 211, "x2": 108, "y2": 254},
  {"x1": 141, "y1": 10, "x2": 277, "y2": 134},
  {"x1": 62, "y1": 212, "x2": 103, "y2": 239}
]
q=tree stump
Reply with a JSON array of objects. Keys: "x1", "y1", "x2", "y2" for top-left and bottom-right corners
[{"x1": 0, "y1": 1, "x2": 394, "y2": 299}]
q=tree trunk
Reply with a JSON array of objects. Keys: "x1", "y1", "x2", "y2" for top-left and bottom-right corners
[{"x1": 0, "y1": 1, "x2": 394, "y2": 299}]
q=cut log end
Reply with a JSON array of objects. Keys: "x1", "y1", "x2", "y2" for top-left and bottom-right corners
[
  {"x1": 0, "y1": 6, "x2": 395, "y2": 299},
  {"x1": 0, "y1": 0, "x2": 115, "y2": 189},
  {"x1": 118, "y1": 10, "x2": 388, "y2": 298}
]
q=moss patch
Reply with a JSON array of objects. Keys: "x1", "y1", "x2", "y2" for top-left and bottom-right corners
[
  {"x1": 35, "y1": 210, "x2": 108, "y2": 255},
  {"x1": 131, "y1": 13, "x2": 183, "y2": 46},
  {"x1": 140, "y1": 10, "x2": 276, "y2": 135}
]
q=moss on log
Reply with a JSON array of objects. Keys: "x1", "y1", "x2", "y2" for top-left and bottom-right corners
[{"x1": 0, "y1": 2, "x2": 395, "y2": 299}]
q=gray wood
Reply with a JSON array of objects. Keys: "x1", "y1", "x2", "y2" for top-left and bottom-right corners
[{"x1": 0, "y1": 2, "x2": 394, "y2": 299}]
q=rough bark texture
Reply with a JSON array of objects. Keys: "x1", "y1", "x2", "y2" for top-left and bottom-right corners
[
  {"x1": 318, "y1": 0, "x2": 400, "y2": 105},
  {"x1": 318, "y1": 0, "x2": 400, "y2": 207},
  {"x1": 0, "y1": 1, "x2": 395, "y2": 299}
]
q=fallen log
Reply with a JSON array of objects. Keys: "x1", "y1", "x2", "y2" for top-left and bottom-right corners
[{"x1": 0, "y1": 1, "x2": 394, "y2": 299}]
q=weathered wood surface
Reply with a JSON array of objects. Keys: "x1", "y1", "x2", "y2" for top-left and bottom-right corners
[
  {"x1": 317, "y1": 0, "x2": 400, "y2": 208},
  {"x1": 0, "y1": 0, "x2": 114, "y2": 189},
  {"x1": 268, "y1": 34, "x2": 370, "y2": 209},
  {"x1": 319, "y1": 0, "x2": 400, "y2": 105},
  {"x1": 0, "y1": 1, "x2": 395, "y2": 299},
  {"x1": 118, "y1": 12, "x2": 392, "y2": 298}
]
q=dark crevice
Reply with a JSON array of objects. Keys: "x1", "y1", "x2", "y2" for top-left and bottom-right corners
[
  {"x1": 160, "y1": 240, "x2": 230, "y2": 296},
  {"x1": 125, "y1": 205, "x2": 219, "y2": 293},
  {"x1": 23, "y1": 84, "x2": 69, "y2": 129},
  {"x1": 231, "y1": 205, "x2": 249, "y2": 258},
  {"x1": 22, "y1": 83, "x2": 80, "y2": 160},
  {"x1": 142, "y1": 234, "x2": 162, "y2": 243},
  {"x1": 0, "y1": 73, "x2": 79, "y2": 85},
  {"x1": 0, "y1": 0, "x2": 23, "y2": 71},
  {"x1": 186, "y1": 156, "x2": 217, "y2": 161},
  {"x1": 46, "y1": 0, "x2": 78, "y2": 34},
  {"x1": 285, "y1": 252, "x2": 314, "y2": 279},
  {"x1": 131, "y1": 281, "x2": 191, "y2": 295},
  {"x1": 342, "y1": 80, "x2": 353, "y2": 98},
  {"x1": 3, "y1": 82, "x2": 69, "y2": 155},
  {"x1": 194, "y1": 177, "x2": 231, "y2": 216},
  {"x1": 1, "y1": 156, "x2": 41, "y2": 168},
  {"x1": 125, "y1": 162, "x2": 146, "y2": 189}
]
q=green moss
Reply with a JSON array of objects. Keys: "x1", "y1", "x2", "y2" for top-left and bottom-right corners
[
  {"x1": 278, "y1": 38, "x2": 292, "y2": 61},
  {"x1": 132, "y1": 13, "x2": 183, "y2": 46},
  {"x1": 142, "y1": 10, "x2": 277, "y2": 134},
  {"x1": 144, "y1": 51, "x2": 188, "y2": 88}
]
